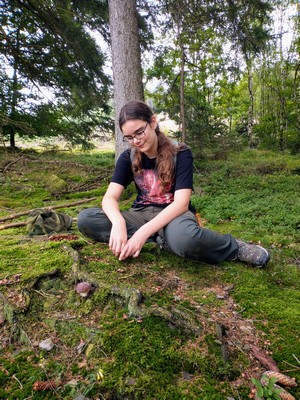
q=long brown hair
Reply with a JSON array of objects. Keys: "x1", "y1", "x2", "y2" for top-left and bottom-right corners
[{"x1": 119, "y1": 101, "x2": 178, "y2": 191}]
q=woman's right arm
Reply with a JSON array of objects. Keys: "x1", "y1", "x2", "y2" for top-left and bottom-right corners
[{"x1": 102, "y1": 182, "x2": 128, "y2": 258}]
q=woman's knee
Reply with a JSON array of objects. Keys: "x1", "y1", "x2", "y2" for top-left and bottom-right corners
[
  {"x1": 77, "y1": 207, "x2": 111, "y2": 241},
  {"x1": 164, "y1": 217, "x2": 237, "y2": 264},
  {"x1": 164, "y1": 216, "x2": 200, "y2": 254},
  {"x1": 77, "y1": 208, "x2": 97, "y2": 231}
]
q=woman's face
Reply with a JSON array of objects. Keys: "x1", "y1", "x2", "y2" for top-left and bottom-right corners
[{"x1": 121, "y1": 117, "x2": 158, "y2": 157}]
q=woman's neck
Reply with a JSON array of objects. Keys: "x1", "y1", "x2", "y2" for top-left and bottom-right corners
[{"x1": 144, "y1": 136, "x2": 158, "y2": 158}]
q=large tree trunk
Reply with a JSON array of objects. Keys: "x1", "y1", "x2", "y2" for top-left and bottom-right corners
[
  {"x1": 9, "y1": 28, "x2": 20, "y2": 149},
  {"x1": 108, "y1": 0, "x2": 144, "y2": 160}
]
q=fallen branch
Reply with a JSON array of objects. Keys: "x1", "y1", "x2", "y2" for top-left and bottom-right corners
[
  {"x1": 250, "y1": 344, "x2": 280, "y2": 371},
  {"x1": 3, "y1": 154, "x2": 26, "y2": 173},
  {"x1": 0, "y1": 198, "x2": 96, "y2": 223},
  {"x1": 0, "y1": 221, "x2": 27, "y2": 230}
]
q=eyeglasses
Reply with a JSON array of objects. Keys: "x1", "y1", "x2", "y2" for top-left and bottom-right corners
[{"x1": 122, "y1": 123, "x2": 148, "y2": 143}]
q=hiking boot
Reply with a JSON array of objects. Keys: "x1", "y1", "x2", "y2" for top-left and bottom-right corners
[{"x1": 236, "y1": 240, "x2": 270, "y2": 268}]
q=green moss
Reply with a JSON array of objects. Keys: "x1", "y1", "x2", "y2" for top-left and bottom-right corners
[
  {"x1": 92, "y1": 287, "x2": 111, "y2": 307},
  {"x1": 0, "y1": 149, "x2": 300, "y2": 399},
  {"x1": 0, "y1": 239, "x2": 73, "y2": 280}
]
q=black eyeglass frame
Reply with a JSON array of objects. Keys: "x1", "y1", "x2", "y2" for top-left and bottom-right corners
[{"x1": 122, "y1": 122, "x2": 148, "y2": 143}]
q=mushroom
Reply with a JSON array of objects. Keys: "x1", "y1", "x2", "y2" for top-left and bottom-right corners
[{"x1": 75, "y1": 281, "x2": 92, "y2": 297}]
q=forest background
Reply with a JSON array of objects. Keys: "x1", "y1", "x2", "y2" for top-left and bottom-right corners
[{"x1": 0, "y1": 0, "x2": 299, "y2": 156}]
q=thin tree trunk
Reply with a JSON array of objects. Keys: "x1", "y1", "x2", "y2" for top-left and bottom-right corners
[
  {"x1": 179, "y1": 39, "x2": 186, "y2": 143},
  {"x1": 108, "y1": 0, "x2": 144, "y2": 161},
  {"x1": 260, "y1": 56, "x2": 266, "y2": 120},
  {"x1": 296, "y1": 1, "x2": 300, "y2": 131},
  {"x1": 173, "y1": 0, "x2": 186, "y2": 143},
  {"x1": 246, "y1": 59, "x2": 254, "y2": 148},
  {"x1": 294, "y1": 64, "x2": 300, "y2": 132},
  {"x1": 278, "y1": 8, "x2": 284, "y2": 151}
]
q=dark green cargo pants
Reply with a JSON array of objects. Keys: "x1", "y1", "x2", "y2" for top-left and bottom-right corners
[{"x1": 77, "y1": 206, "x2": 238, "y2": 265}]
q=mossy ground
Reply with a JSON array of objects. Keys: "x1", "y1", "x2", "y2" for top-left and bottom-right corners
[{"x1": 0, "y1": 148, "x2": 299, "y2": 399}]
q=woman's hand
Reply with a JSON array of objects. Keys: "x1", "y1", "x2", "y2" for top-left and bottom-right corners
[
  {"x1": 117, "y1": 188, "x2": 192, "y2": 261},
  {"x1": 109, "y1": 221, "x2": 128, "y2": 258},
  {"x1": 118, "y1": 230, "x2": 148, "y2": 261},
  {"x1": 102, "y1": 182, "x2": 128, "y2": 258}
]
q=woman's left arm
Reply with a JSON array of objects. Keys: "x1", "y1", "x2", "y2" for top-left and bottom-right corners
[{"x1": 118, "y1": 188, "x2": 192, "y2": 260}]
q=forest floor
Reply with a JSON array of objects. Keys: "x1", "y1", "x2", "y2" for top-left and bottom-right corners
[{"x1": 0, "y1": 147, "x2": 299, "y2": 400}]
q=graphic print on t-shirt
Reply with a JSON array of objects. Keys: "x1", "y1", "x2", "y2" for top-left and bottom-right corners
[{"x1": 134, "y1": 169, "x2": 174, "y2": 205}]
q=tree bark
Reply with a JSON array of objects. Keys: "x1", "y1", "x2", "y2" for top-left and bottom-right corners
[
  {"x1": 9, "y1": 28, "x2": 20, "y2": 149},
  {"x1": 179, "y1": 37, "x2": 186, "y2": 143},
  {"x1": 246, "y1": 59, "x2": 254, "y2": 148},
  {"x1": 108, "y1": 0, "x2": 144, "y2": 160},
  {"x1": 296, "y1": 1, "x2": 300, "y2": 132}
]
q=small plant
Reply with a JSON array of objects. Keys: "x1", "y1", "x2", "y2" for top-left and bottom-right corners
[{"x1": 251, "y1": 375, "x2": 282, "y2": 400}]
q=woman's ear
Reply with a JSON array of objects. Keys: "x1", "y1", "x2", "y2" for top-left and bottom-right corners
[{"x1": 150, "y1": 115, "x2": 157, "y2": 129}]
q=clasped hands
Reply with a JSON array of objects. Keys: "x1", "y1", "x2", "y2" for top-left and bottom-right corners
[{"x1": 109, "y1": 223, "x2": 148, "y2": 261}]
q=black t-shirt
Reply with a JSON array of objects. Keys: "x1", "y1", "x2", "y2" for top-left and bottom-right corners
[{"x1": 111, "y1": 147, "x2": 194, "y2": 209}]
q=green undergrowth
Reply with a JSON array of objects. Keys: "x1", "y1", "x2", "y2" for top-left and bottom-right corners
[
  {"x1": 0, "y1": 148, "x2": 299, "y2": 399},
  {"x1": 192, "y1": 150, "x2": 300, "y2": 246}
]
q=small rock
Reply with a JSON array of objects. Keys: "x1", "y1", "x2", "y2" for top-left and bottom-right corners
[
  {"x1": 74, "y1": 395, "x2": 91, "y2": 400},
  {"x1": 39, "y1": 338, "x2": 54, "y2": 351},
  {"x1": 65, "y1": 379, "x2": 78, "y2": 387},
  {"x1": 125, "y1": 377, "x2": 136, "y2": 386},
  {"x1": 46, "y1": 174, "x2": 68, "y2": 193},
  {"x1": 240, "y1": 325, "x2": 253, "y2": 335},
  {"x1": 181, "y1": 371, "x2": 193, "y2": 381},
  {"x1": 224, "y1": 285, "x2": 234, "y2": 293},
  {"x1": 243, "y1": 344, "x2": 251, "y2": 352}
]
